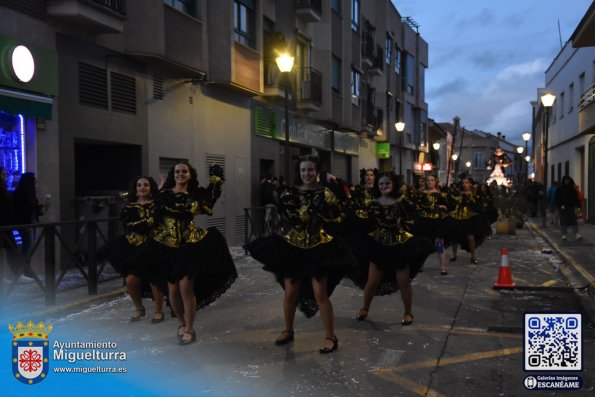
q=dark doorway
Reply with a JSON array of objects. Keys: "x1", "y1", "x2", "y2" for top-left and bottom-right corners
[{"x1": 74, "y1": 140, "x2": 142, "y2": 195}]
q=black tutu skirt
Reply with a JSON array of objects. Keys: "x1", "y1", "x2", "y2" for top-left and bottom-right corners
[
  {"x1": 409, "y1": 216, "x2": 454, "y2": 245},
  {"x1": 244, "y1": 234, "x2": 358, "y2": 318},
  {"x1": 347, "y1": 234, "x2": 434, "y2": 295},
  {"x1": 98, "y1": 237, "x2": 165, "y2": 299},
  {"x1": 452, "y1": 215, "x2": 493, "y2": 252},
  {"x1": 98, "y1": 236, "x2": 135, "y2": 277},
  {"x1": 481, "y1": 207, "x2": 499, "y2": 224},
  {"x1": 138, "y1": 227, "x2": 237, "y2": 310}
]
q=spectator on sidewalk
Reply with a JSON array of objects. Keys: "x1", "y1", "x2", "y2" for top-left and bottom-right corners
[
  {"x1": 12, "y1": 172, "x2": 50, "y2": 275},
  {"x1": 554, "y1": 176, "x2": 582, "y2": 241},
  {"x1": 0, "y1": 167, "x2": 19, "y2": 276},
  {"x1": 547, "y1": 181, "x2": 559, "y2": 225}
]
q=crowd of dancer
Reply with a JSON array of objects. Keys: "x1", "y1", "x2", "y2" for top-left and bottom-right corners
[
  {"x1": 99, "y1": 157, "x2": 497, "y2": 353},
  {"x1": 245, "y1": 157, "x2": 497, "y2": 354},
  {"x1": 99, "y1": 161, "x2": 237, "y2": 346}
]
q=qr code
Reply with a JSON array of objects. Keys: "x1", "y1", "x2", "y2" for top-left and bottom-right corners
[{"x1": 524, "y1": 313, "x2": 582, "y2": 371}]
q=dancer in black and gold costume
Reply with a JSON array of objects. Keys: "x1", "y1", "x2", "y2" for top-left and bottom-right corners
[
  {"x1": 245, "y1": 156, "x2": 357, "y2": 354},
  {"x1": 141, "y1": 161, "x2": 237, "y2": 345},
  {"x1": 349, "y1": 172, "x2": 433, "y2": 325},
  {"x1": 448, "y1": 178, "x2": 492, "y2": 264},
  {"x1": 408, "y1": 174, "x2": 451, "y2": 275},
  {"x1": 98, "y1": 176, "x2": 165, "y2": 323}
]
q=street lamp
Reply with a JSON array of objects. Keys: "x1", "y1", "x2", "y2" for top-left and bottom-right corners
[
  {"x1": 540, "y1": 92, "x2": 555, "y2": 227},
  {"x1": 432, "y1": 142, "x2": 440, "y2": 150},
  {"x1": 276, "y1": 53, "x2": 294, "y2": 182},
  {"x1": 516, "y1": 147, "x2": 524, "y2": 184},
  {"x1": 395, "y1": 121, "x2": 405, "y2": 181},
  {"x1": 522, "y1": 132, "x2": 531, "y2": 183}
]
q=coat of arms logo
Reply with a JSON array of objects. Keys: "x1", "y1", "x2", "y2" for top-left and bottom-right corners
[{"x1": 8, "y1": 320, "x2": 53, "y2": 385}]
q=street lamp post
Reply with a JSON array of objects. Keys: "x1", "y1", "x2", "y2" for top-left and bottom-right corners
[
  {"x1": 522, "y1": 132, "x2": 531, "y2": 183},
  {"x1": 516, "y1": 146, "x2": 524, "y2": 183},
  {"x1": 276, "y1": 53, "x2": 295, "y2": 183},
  {"x1": 395, "y1": 121, "x2": 405, "y2": 184},
  {"x1": 432, "y1": 142, "x2": 440, "y2": 175},
  {"x1": 540, "y1": 92, "x2": 555, "y2": 227}
]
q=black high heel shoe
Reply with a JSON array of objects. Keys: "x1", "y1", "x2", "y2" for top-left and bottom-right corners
[
  {"x1": 319, "y1": 336, "x2": 338, "y2": 354},
  {"x1": 178, "y1": 330, "x2": 196, "y2": 346},
  {"x1": 274, "y1": 330, "x2": 294, "y2": 345},
  {"x1": 402, "y1": 313, "x2": 414, "y2": 326},
  {"x1": 355, "y1": 308, "x2": 369, "y2": 321},
  {"x1": 449, "y1": 256, "x2": 457, "y2": 262},
  {"x1": 177, "y1": 324, "x2": 186, "y2": 341},
  {"x1": 151, "y1": 312, "x2": 164, "y2": 324},
  {"x1": 129, "y1": 306, "x2": 146, "y2": 322}
]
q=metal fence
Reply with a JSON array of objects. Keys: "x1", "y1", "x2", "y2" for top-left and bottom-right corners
[{"x1": 0, "y1": 217, "x2": 120, "y2": 310}]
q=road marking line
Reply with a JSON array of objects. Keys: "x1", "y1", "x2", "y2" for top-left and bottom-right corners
[
  {"x1": 370, "y1": 347, "x2": 522, "y2": 396},
  {"x1": 372, "y1": 372, "x2": 448, "y2": 397},
  {"x1": 402, "y1": 325, "x2": 522, "y2": 339},
  {"x1": 372, "y1": 346, "x2": 523, "y2": 374},
  {"x1": 540, "y1": 279, "x2": 559, "y2": 287}
]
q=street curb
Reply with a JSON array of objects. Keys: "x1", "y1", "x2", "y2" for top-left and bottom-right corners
[
  {"x1": 525, "y1": 220, "x2": 595, "y2": 328},
  {"x1": 29, "y1": 287, "x2": 127, "y2": 318}
]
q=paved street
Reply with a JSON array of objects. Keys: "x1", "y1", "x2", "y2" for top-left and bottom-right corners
[{"x1": 1, "y1": 221, "x2": 594, "y2": 397}]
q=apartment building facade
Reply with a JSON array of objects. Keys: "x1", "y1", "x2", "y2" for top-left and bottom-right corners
[
  {"x1": 532, "y1": 2, "x2": 595, "y2": 222},
  {"x1": 0, "y1": 0, "x2": 428, "y2": 244}
]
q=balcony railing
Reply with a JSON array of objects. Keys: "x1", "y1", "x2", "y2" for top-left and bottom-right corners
[
  {"x1": 579, "y1": 82, "x2": 595, "y2": 111},
  {"x1": 90, "y1": 0, "x2": 126, "y2": 15},
  {"x1": 296, "y1": 67, "x2": 322, "y2": 110},
  {"x1": 295, "y1": 0, "x2": 322, "y2": 22}
]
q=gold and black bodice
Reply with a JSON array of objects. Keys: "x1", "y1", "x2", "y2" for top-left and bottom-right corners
[
  {"x1": 352, "y1": 185, "x2": 373, "y2": 207},
  {"x1": 121, "y1": 202, "x2": 155, "y2": 246},
  {"x1": 418, "y1": 191, "x2": 449, "y2": 219},
  {"x1": 360, "y1": 201, "x2": 412, "y2": 246},
  {"x1": 279, "y1": 186, "x2": 343, "y2": 249},
  {"x1": 152, "y1": 176, "x2": 223, "y2": 248},
  {"x1": 448, "y1": 191, "x2": 479, "y2": 220}
]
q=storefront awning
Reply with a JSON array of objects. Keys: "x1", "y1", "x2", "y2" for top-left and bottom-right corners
[{"x1": 0, "y1": 87, "x2": 53, "y2": 120}]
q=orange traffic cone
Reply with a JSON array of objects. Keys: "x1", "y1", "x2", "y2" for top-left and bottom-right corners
[{"x1": 493, "y1": 248, "x2": 516, "y2": 289}]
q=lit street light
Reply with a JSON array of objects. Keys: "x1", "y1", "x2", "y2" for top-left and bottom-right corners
[
  {"x1": 522, "y1": 132, "x2": 531, "y2": 183},
  {"x1": 276, "y1": 53, "x2": 294, "y2": 182},
  {"x1": 540, "y1": 92, "x2": 555, "y2": 227},
  {"x1": 395, "y1": 121, "x2": 405, "y2": 182}
]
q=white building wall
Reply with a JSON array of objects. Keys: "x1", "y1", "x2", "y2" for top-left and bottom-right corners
[{"x1": 544, "y1": 42, "x2": 595, "y2": 195}]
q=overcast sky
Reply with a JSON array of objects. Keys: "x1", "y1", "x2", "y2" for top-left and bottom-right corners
[{"x1": 392, "y1": 0, "x2": 592, "y2": 145}]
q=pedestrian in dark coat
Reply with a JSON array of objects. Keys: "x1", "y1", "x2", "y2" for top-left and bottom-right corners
[{"x1": 554, "y1": 175, "x2": 582, "y2": 241}]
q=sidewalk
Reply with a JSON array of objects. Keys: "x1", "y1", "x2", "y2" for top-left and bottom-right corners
[{"x1": 525, "y1": 215, "x2": 595, "y2": 312}]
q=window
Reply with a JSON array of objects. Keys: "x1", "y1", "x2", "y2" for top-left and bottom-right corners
[
  {"x1": 351, "y1": 68, "x2": 361, "y2": 105},
  {"x1": 331, "y1": 0, "x2": 341, "y2": 13},
  {"x1": 163, "y1": 0, "x2": 196, "y2": 17},
  {"x1": 234, "y1": 0, "x2": 255, "y2": 48},
  {"x1": 559, "y1": 91, "x2": 565, "y2": 119},
  {"x1": 385, "y1": 35, "x2": 392, "y2": 65},
  {"x1": 403, "y1": 52, "x2": 415, "y2": 95},
  {"x1": 564, "y1": 161, "x2": 569, "y2": 178},
  {"x1": 569, "y1": 83, "x2": 574, "y2": 113},
  {"x1": 394, "y1": 45, "x2": 401, "y2": 74},
  {"x1": 351, "y1": 0, "x2": 359, "y2": 31},
  {"x1": 332, "y1": 56, "x2": 341, "y2": 93},
  {"x1": 474, "y1": 152, "x2": 484, "y2": 169}
]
